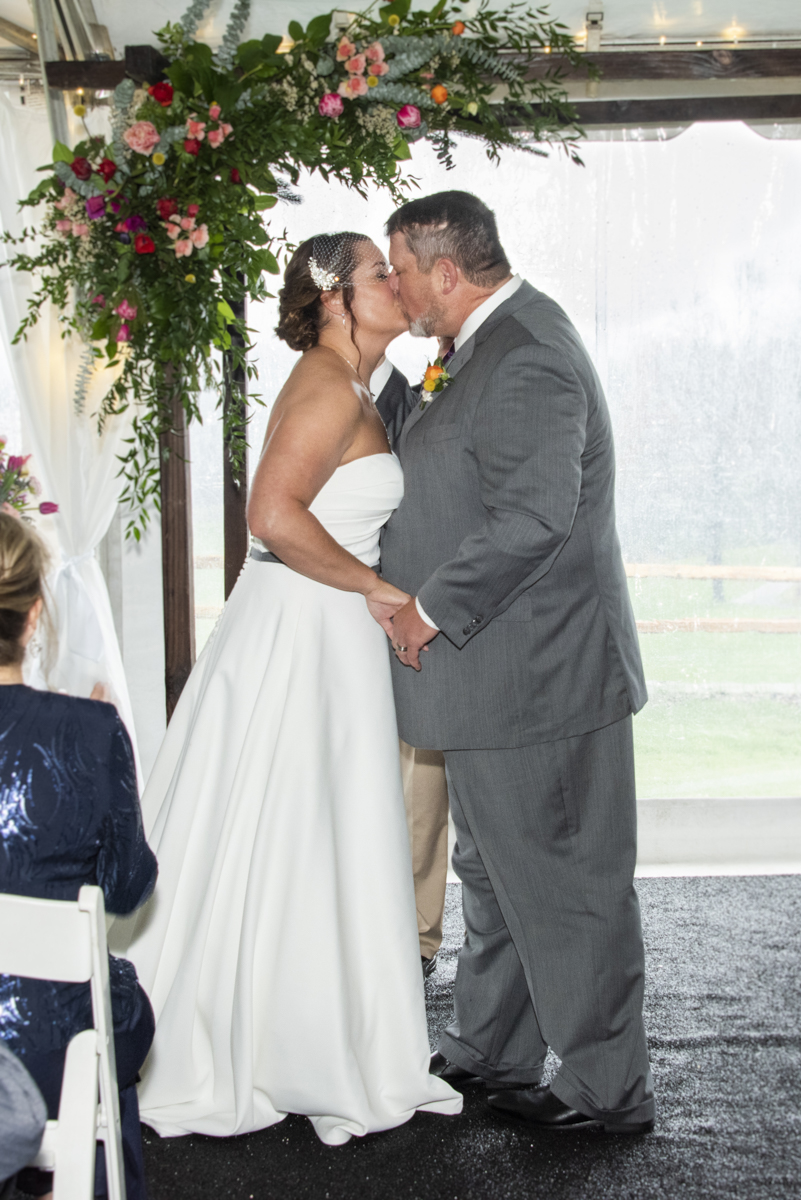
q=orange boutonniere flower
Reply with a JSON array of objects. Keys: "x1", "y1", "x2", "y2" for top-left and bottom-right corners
[{"x1": 420, "y1": 357, "x2": 452, "y2": 408}]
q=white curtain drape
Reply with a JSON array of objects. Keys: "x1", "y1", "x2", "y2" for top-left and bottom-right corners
[{"x1": 0, "y1": 89, "x2": 141, "y2": 773}]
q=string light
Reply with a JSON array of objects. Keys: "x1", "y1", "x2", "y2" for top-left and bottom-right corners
[
  {"x1": 696, "y1": 40, "x2": 703, "y2": 47},
  {"x1": 659, "y1": 36, "x2": 666, "y2": 45}
]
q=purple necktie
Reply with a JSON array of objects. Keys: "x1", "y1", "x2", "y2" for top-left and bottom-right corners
[{"x1": 441, "y1": 344, "x2": 455, "y2": 366}]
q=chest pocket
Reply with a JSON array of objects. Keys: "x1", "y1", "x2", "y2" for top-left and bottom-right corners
[{"x1": 423, "y1": 422, "x2": 461, "y2": 444}]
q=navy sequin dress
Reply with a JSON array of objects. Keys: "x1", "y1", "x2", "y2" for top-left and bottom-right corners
[{"x1": 0, "y1": 685, "x2": 157, "y2": 1198}]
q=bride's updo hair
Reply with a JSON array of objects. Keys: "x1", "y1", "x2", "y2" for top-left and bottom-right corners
[
  {"x1": 276, "y1": 233, "x2": 371, "y2": 352},
  {"x1": 0, "y1": 512, "x2": 49, "y2": 666}
]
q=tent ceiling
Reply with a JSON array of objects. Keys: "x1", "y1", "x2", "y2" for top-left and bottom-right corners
[{"x1": 1, "y1": 1, "x2": 800, "y2": 55}]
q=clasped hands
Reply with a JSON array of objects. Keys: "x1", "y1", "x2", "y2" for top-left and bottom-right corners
[{"x1": 364, "y1": 577, "x2": 439, "y2": 671}]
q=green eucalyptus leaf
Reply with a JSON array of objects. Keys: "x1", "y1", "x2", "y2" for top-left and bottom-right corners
[{"x1": 316, "y1": 55, "x2": 335, "y2": 76}]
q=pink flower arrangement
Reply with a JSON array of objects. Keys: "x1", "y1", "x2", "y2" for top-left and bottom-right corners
[
  {"x1": 115, "y1": 298, "x2": 137, "y2": 320},
  {"x1": 396, "y1": 104, "x2": 422, "y2": 129},
  {"x1": 186, "y1": 116, "x2": 207, "y2": 141},
  {"x1": 174, "y1": 239, "x2": 193, "y2": 258},
  {"x1": 0, "y1": 446, "x2": 58, "y2": 517},
  {"x1": 319, "y1": 93, "x2": 344, "y2": 119},
  {"x1": 71, "y1": 222, "x2": 90, "y2": 238},
  {"x1": 336, "y1": 36, "x2": 356, "y2": 61},
  {"x1": 54, "y1": 187, "x2": 77, "y2": 212},
  {"x1": 345, "y1": 54, "x2": 367, "y2": 75},
  {"x1": 338, "y1": 76, "x2": 369, "y2": 99},
  {"x1": 55, "y1": 219, "x2": 72, "y2": 234},
  {"x1": 369, "y1": 62, "x2": 389, "y2": 76},
  {"x1": 123, "y1": 121, "x2": 161, "y2": 156},
  {"x1": 180, "y1": 216, "x2": 196, "y2": 231},
  {"x1": 190, "y1": 225, "x2": 209, "y2": 249},
  {"x1": 364, "y1": 41, "x2": 386, "y2": 63}
]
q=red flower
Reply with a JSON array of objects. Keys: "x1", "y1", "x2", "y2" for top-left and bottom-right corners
[
  {"x1": 230, "y1": 168, "x2": 241, "y2": 184},
  {"x1": 157, "y1": 197, "x2": 178, "y2": 220},
  {"x1": 148, "y1": 82, "x2": 174, "y2": 107},
  {"x1": 70, "y1": 157, "x2": 91, "y2": 181},
  {"x1": 187, "y1": 203, "x2": 200, "y2": 217},
  {"x1": 183, "y1": 138, "x2": 201, "y2": 156},
  {"x1": 39, "y1": 502, "x2": 59, "y2": 515},
  {"x1": 134, "y1": 234, "x2": 156, "y2": 254},
  {"x1": 97, "y1": 158, "x2": 117, "y2": 182}
]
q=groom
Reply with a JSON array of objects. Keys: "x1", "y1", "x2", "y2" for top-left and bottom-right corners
[{"x1": 381, "y1": 191, "x2": 655, "y2": 1133}]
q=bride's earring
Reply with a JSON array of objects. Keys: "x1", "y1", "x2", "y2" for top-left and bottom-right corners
[{"x1": 341, "y1": 313, "x2": 346, "y2": 327}]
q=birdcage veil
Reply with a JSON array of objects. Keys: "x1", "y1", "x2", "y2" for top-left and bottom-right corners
[{"x1": 308, "y1": 232, "x2": 378, "y2": 291}]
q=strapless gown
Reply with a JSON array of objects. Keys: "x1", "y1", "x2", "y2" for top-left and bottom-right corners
[{"x1": 113, "y1": 453, "x2": 461, "y2": 1143}]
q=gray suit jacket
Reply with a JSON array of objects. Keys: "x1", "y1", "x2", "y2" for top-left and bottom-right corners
[
  {"x1": 380, "y1": 281, "x2": 646, "y2": 750},
  {"x1": 374, "y1": 363, "x2": 416, "y2": 450}
]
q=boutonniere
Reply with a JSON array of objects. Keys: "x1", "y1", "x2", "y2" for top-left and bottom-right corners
[{"x1": 419, "y1": 358, "x2": 452, "y2": 409}]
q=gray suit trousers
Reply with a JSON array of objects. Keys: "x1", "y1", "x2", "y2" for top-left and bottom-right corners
[{"x1": 439, "y1": 715, "x2": 655, "y2": 1127}]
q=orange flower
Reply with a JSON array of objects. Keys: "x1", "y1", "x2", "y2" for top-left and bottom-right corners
[
  {"x1": 424, "y1": 363, "x2": 444, "y2": 381},
  {"x1": 431, "y1": 84, "x2": 448, "y2": 105},
  {"x1": 452, "y1": 21, "x2": 466, "y2": 34}
]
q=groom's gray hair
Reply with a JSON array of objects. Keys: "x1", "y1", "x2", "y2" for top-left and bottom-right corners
[{"x1": 385, "y1": 191, "x2": 511, "y2": 287}]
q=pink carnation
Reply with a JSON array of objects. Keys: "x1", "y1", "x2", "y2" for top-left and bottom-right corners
[
  {"x1": 174, "y1": 239, "x2": 193, "y2": 258},
  {"x1": 122, "y1": 120, "x2": 161, "y2": 156},
  {"x1": 209, "y1": 104, "x2": 221, "y2": 120},
  {"x1": 115, "y1": 298, "x2": 137, "y2": 320},
  {"x1": 189, "y1": 224, "x2": 209, "y2": 248},
  {"x1": 336, "y1": 36, "x2": 356, "y2": 61},
  {"x1": 207, "y1": 128, "x2": 224, "y2": 149},
  {"x1": 338, "y1": 75, "x2": 369, "y2": 99},
  {"x1": 370, "y1": 61, "x2": 389, "y2": 76},
  {"x1": 180, "y1": 216, "x2": 197, "y2": 231},
  {"x1": 164, "y1": 219, "x2": 181, "y2": 240},
  {"x1": 346, "y1": 54, "x2": 367, "y2": 75},
  {"x1": 55, "y1": 219, "x2": 72, "y2": 233},
  {"x1": 396, "y1": 104, "x2": 422, "y2": 129},
  {"x1": 318, "y1": 92, "x2": 344, "y2": 119},
  {"x1": 186, "y1": 117, "x2": 206, "y2": 141},
  {"x1": 364, "y1": 41, "x2": 386, "y2": 63}
]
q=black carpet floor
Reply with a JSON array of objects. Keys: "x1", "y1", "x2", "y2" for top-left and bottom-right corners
[{"x1": 135, "y1": 877, "x2": 801, "y2": 1200}]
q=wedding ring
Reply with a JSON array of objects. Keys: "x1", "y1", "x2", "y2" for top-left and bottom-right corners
[{"x1": 396, "y1": 645, "x2": 408, "y2": 653}]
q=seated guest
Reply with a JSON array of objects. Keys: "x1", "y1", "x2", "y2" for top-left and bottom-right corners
[
  {"x1": 0, "y1": 513, "x2": 157, "y2": 1200},
  {"x1": 0, "y1": 1044, "x2": 47, "y2": 1194}
]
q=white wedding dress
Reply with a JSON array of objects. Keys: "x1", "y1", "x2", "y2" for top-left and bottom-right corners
[{"x1": 115, "y1": 452, "x2": 461, "y2": 1144}]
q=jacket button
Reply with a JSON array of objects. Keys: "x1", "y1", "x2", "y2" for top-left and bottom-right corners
[
  {"x1": 472, "y1": 616, "x2": 482, "y2": 625},
  {"x1": 462, "y1": 625, "x2": 471, "y2": 636}
]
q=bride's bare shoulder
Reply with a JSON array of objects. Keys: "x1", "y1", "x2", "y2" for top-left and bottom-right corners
[{"x1": 273, "y1": 346, "x2": 364, "y2": 416}]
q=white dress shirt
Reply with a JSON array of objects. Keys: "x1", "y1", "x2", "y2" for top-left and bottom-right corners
[
  {"x1": 415, "y1": 274, "x2": 524, "y2": 631},
  {"x1": 370, "y1": 355, "x2": 393, "y2": 398}
]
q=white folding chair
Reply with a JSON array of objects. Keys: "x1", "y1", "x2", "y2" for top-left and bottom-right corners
[{"x1": 0, "y1": 886, "x2": 126, "y2": 1200}]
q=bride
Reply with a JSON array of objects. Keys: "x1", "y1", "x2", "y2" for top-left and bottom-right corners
[{"x1": 114, "y1": 232, "x2": 461, "y2": 1145}]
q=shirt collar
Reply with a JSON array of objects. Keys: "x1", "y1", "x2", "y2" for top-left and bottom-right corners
[
  {"x1": 369, "y1": 356, "x2": 394, "y2": 397},
  {"x1": 454, "y1": 274, "x2": 523, "y2": 353}
]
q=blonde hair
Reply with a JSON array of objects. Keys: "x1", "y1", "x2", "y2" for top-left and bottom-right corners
[{"x1": 0, "y1": 513, "x2": 49, "y2": 667}]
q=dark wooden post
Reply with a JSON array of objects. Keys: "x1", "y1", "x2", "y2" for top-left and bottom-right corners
[
  {"x1": 223, "y1": 295, "x2": 249, "y2": 599},
  {"x1": 159, "y1": 368, "x2": 196, "y2": 720}
]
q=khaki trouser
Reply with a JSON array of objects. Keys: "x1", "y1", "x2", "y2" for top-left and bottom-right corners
[{"x1": 399, "y1": 740, "x2": 450, "y2": 960}]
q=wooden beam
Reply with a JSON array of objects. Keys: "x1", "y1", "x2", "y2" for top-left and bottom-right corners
[
  {"x1": 0, "y1": 17, "x2": 38, "y2": 54},
  {"x1": 223, "y1": 295, "x2": 249, "y2": 600},
  {"x1": 525, "y1": 47, "x2": 801, "y2": 82},
  {"x1": 44, "y1": 44, "x2": 168, "y2": 89},
  {"x1": 159, "y1": 371, "x2": 196, "y2": 721}
]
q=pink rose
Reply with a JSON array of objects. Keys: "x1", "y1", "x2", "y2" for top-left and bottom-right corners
[
  {"x1": 56, "y1": 219, "x2": 72, "y2": 233},
  {"x1": 71, "y1": 222, "x2": 90, "y2": 237},
  {"x1": 336, "y1": 36, "x2": 356, "y2": 61},
  {"x1": 207, "y1": 128, "x2": 225, "y2": 149},
  {"x1": 54, "y1": 187, "x2": 77, "y2": 212},
  {"x1": 180, "y1": 216, "x2": 196, "y2": 231},
  {"x1": 209, "y1": 104, "x2": 221, "y2": 120},
  {"x1": 220, "y1": 123, "x2": 232, "y2": 138},
  {"x1": 122, "y1": 120, "x2": 161, "y2": 156},
  {"x1": 396, "y1": 104, "x2": 422, "y2": 129},
  {"x1": 370, "y1": 61, "x2": 389, "y2": 76},
  {"x1": 346, "y1": 54, "x2": 367, "y2": 74},
  {"x1": 116, "y1": 323, "x2": 131, "y2": 343},
  {"x1": 174, "y1": 239, "x2": 193, "y2": 258},
  {"x1": 115, "y1": 299, "x2": 137, "y2": 320},
  {"x1": 189, "y1": 224, "x2": 209, "y2": 248},
  {"x1": 338, "y1": 75, "x2": 368, "y2": 99},
  {"x1": 165, "y1": 220, "x2": 181, "y2": 240},
  {"x1": 364, "y1": 41, "x2": 386, "y2": 63},
  {"x1": 319, "y1": 92, "x2": 344, "y2": 119},
  {"x1": 186, "y1": 117, "x2": 206, "y2": 140}
]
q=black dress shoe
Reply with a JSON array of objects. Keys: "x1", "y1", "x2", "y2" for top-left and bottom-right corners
[
  {"x1": 421, "y1": 953, "x2": 438, "y2": 979},
  {"x1": 487, "y1": 1086, "x2": 654, "y2": 1135},
  {"x1": 429, "y1": 1051, "x2": 487, "y2": 1089}
]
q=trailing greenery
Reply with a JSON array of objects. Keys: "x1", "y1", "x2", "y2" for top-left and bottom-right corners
[{"x1": 3, "y1": 0, "x2": 589, "y2": 537}]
